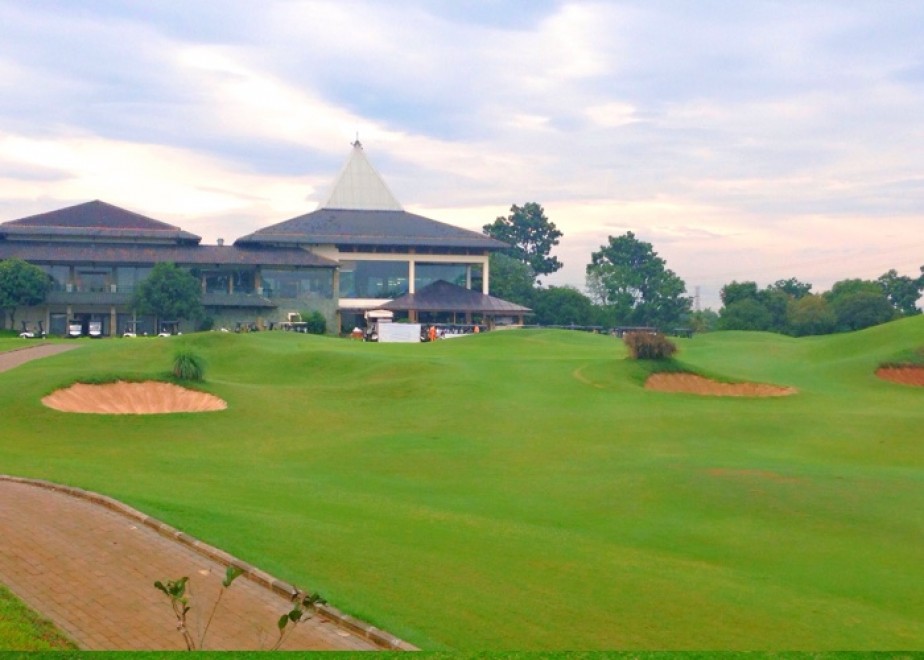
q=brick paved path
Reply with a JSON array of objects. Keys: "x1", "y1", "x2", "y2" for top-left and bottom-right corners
[
  {"x1": 0, "y1": 479, "x2": 391, "y2": 650},
  {"x1": 0, "y1": 343, "x2": 81, "y2": 372}
]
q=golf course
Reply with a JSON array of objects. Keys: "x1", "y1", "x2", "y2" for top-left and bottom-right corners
[{"x1": 1, "y1": 317, "x2": 922, "y2": 650}]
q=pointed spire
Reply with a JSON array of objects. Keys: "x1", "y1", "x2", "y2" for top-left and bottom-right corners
[{"x1": 321, "y1": 141, "x2": 403, "y2": 211}]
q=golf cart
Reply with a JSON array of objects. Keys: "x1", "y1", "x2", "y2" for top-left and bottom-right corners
[
  {"x1": 67, "y1": 320, "x2": 83, "y2": 338},
  {"x1": 122, "y1": 320, "x2": 138, "y2": 338},
  {"x1": 88, "y1": 320, "x2": 103, "y2": 338},
  {"x1": 19, "y1": 321, "x2": 45, "y2": 339},
  {"x1": 157, "y1": 320, "x2": 180, "y2": 337}
]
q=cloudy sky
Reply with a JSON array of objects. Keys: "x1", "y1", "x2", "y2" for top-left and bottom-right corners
[{"x1": 1, "y1": 1, "x2": 922, "y2": 308}]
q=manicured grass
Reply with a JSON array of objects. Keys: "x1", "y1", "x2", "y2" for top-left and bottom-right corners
[
  {"x1": 0, "y1": 584, "x2": 75, "y2": 650},
  {"x1": 1, "y1": 319, "x2": 922, "y2": 650}
]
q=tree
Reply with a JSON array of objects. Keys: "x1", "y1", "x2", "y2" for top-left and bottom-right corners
[
  {"x1": 132, "y1": 262, "x2": 203, "y2": 325},
  {"x1": 487, "y1": 253, "x2": 535, "y2": 307},
  {"x1": 0, "y1": 259, "x2": 51, "y2": 330},
  {"x1": 718, "y1": 277, "x2": 815, "y2": 334},
  {"x1": 585, "y1": 232, "x2": 691, "y2": 328},
  {"x1": 483, "y1": 202, "x2": 563, "y2": 278},
  {"x1": 877, "y1": 268, "x2": 923, "y2": 316},
  {"x1": 830, "y1": 290, "x2": 897, "y2": 331},
  {"x1": 786, "y1": 294, "x2": 836, "y2": 336},
  {"x1": 531, "y1": 286, "x2": 600, "y2": 326},
  {"x1": 720, "y1": 281, "x2": 761, "y2": 307},
  {"x1": 718, "y1": 298, "x2": 774, "y2": 331},
  {"x1": 770, "y1": 277, "x2": 812, "y2": 299},
  {"x1": 688, "y1": 309, "x2": 720, "y2": 333}
]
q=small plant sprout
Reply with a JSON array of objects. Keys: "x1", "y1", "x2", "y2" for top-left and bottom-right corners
[
  {"x1": 153, "y1": 576, "x2": 195, "y2": 651},
  {"x1": 198, "y1": 566, "x2": 244, "y2": 648},
  {"x1": 272, "y1": 590, "x2": 326, "y2": 651},
  {"x1": 154, "y1": 566, "x2": 243, "y2": 651}
]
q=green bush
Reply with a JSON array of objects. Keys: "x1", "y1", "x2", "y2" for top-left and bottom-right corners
[
  {"x1": 172, "y1": 350, "x2": 206, "y2": 381},
  {"x1": 623, "y1": 331, "x2": 677, "y2": 360},
  {"x1": 303, "y1": 310, "x2": 327, "y2": 335}
]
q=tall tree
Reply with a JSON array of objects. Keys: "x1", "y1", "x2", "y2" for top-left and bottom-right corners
[
  {"x1": 824, "y1": 279, "x2": 896, "y2": 331},
  {"x1": 487, "y1": 253, "x2": 535, "y2": 307},
  {"x1": 132, "y1": 262, "x2": 203, "y2": 325},
  {"x1": 585, "y1": 232, "x2": 691, "y2": 328},
  {"x1": 786, "y1": 294, "x2": 836, "y2": 336},
  {"x1": 531, "y1": 286, "x2": 600, "y2": 326},
  {"x1": 0, "y1": 259, "x2": 51, "y2": 330},
  {"x1": 720, "y1": 281, "x2": 762, "y2": 307},
  {"x1": 483, "y1": 202, "x2": 563, "y2": 278},
  {"x1": 876, "y1": 268, "x2": 923, "y2": 316},
  {"x1": 770, "y1": 278, "x2": 812, "y2": 299},
  {"x1": 718, "y1": 298, "x2": 774, "y2": 331}
]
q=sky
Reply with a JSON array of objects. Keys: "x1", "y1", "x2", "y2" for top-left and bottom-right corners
[{"x1": 1, "y1": 1, "x2": 922, "y2": 309}]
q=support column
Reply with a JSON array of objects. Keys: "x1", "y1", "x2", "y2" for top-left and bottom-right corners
[
  {"x1": 408, "y1": 260, "x2": 416, "y2": 294},
  {"x1": 482, "y1": 257, "x2": 490, "y2": 295},
  {"x1": 109, "y1": 306, "x2": 117, "y2": 337}
]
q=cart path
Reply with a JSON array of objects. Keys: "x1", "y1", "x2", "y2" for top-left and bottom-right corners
[
  {"x1": 0, "y1": 343, "x2": 81, "y2": 373},
  {"x1": 0, "y1": 477, "x2": 413, "y2": 651}
]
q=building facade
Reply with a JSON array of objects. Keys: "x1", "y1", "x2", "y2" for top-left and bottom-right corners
[{"x1": 0, "y1": 143, "x2": 527, "y2": 336}]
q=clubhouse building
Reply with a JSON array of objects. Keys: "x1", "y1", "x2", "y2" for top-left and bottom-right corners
[{"x1": 0, "y1": 142, "x2": 530, "y2": 336}]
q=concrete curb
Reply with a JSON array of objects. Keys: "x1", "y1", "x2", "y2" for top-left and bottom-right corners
[{"x1": 0, "y1": 474, "x2": 418, "y2": 651}]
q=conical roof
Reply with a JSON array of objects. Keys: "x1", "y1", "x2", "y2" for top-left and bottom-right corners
[{"x1": 321, "y1": 140, "x2": 403, "y2": 211}]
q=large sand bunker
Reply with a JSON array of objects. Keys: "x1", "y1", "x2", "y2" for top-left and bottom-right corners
[
  {"x1": 876, "y1": 365, "x2": 924, "y2": 387},
  {"x1": 42, "y1": 381, "x2": 227, "y2": 414},
  {"x1": 645, "y1": 372, "x2": 796, "y2": 397}
]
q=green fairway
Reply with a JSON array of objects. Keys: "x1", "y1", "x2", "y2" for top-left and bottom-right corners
[{"x1": 1, "y1": 318, "x2": 922, "y2": 650}]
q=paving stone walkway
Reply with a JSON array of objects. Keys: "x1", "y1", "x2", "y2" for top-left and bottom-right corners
[{"x1": 0, "y1": 342, "x2": 81, "y2": 372}]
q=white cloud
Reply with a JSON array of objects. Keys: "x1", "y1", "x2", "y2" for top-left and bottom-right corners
[{"x1": 0, "y1": 0, "x2": 921, "y2": 313}]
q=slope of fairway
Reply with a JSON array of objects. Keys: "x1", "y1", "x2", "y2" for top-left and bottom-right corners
[{"x1": 1, "y1": 318, "x2": 922, "y2": 650}]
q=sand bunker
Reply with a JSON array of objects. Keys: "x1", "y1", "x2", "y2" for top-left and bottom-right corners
[
  {"x1": 645, "y1": 372, "x2": 796, "y2": 397},
  {"x1": 876, "y1": 366, "x2": 924, "y2": 387},
  {"x1": 42, "y1": 381, "x2": 227, "y2": 414}
]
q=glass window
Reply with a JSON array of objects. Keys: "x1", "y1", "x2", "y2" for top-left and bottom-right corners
[
  {"x1": 204, "y1": 272, "x2": 229, "y2": 294},
  {"x1": 339, "y1": 260, "x2": 408, "y2": 299},
  {"x1": 115, "y1": 266, "x2": 152, "y2": 293},
  {"x1": 262, "y1": 268, "x2": 334, "y2": 300},
  {"x1": 41, "y1": 265, "x2": 69, "y2": 291},
  {"x1": 76, "y1": 268, "x2": 111, "y2": 293},
  {"x1": 232, "y1": 270, "x2": 255, "y2": 294},
  {"x1": 415, "y1": 263, "x2": 473, "y2": 291}
]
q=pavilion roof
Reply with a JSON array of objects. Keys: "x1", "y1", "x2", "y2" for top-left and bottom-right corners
[{"x1": 380, "y1": 280, "x2": 532, "y2": 314}]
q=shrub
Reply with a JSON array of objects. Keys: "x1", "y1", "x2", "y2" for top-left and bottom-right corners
[
  {"x1": 623, "y1": 331, "x2": 677, "y2": 360},
  {"x1": 303, "y1": 310, "x2": 327, "y2": 335},
  {"x1": 173, "y1": 350, "x2": 206, "y2": 381}
]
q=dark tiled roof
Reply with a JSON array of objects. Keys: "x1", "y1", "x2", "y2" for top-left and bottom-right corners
[
  {"x1": 0, "y1": 241, "x2": 337, "y2": 268},
  {"x1": 0, "y1": 200, "x2": 202, "y2": 243},
  {"x1": 381, "y1": 280, "x2": 532, "y2": 314},
  {"x1": 235, "y1": 208, "x2": 508, "y2": 250}
]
